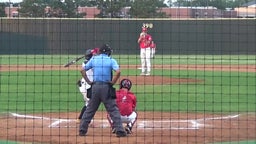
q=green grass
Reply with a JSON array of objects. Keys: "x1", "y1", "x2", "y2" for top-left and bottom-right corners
[
  {"x1": 1, "y1": 69, "x2": 255, "y2": 113},
  {"x1": 212, "y1": 140, "x2": 256, "y2": 144},
  {"x1": 0, "y1": 55, "x2": 256, "y2": 65},
  {"x1": 0, "y1": 55, "x2": 255, "y2": 114},
  {"x1": 135, "y1": 70, "x2": 256, "y2": 112},
  {"x1": 0, "y1": 140, "x2": 18, "y2": 144}
]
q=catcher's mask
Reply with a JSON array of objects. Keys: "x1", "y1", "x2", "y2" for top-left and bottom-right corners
[
  {"x1": 120, "y1": 79, "x2": 132, "y2": 90},
  {"x1": 100, "y1": 44, "x2": 112, "y2": 56},
  {"x1": 85, "y1": 49, "x2": 93, "y2": 60}
]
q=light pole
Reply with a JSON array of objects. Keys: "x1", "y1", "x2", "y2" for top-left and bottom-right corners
[{"x1": 8, "y1": 0, "x2": 11, "y2": 17}]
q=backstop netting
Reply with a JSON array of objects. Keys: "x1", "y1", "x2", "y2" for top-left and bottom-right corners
[{"x1": 0, "y1": 2, "x2": 256, "y2": 144}]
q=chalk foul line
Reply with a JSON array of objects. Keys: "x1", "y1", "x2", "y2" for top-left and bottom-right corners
[{"x1": 10, "y1": 113, "x2": 239, "y2": 130}]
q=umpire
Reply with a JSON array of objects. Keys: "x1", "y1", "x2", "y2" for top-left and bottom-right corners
[{"x1": 79, "y1": 44, "x2": 127, "y2": 137}]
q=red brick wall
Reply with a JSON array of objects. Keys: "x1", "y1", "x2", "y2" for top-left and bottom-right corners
[
  {"x1": 160, "y1": 7, "x2": 192, "y2": 18},
  {"x1": 5, "y1": 7, "x2": 19, "y2": 17},
  {"x1": 77, "y1": 7, "x2": 100, "y2": 18},
  {"x1": 234, "y1": 7, "x2": 256, "y2": 17}
]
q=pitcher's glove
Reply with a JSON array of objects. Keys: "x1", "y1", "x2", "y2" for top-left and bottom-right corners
[{"x1": 77, "y1": 80, "x2": 82, "y2": 87}]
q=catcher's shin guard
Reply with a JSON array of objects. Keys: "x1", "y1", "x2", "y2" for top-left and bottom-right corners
[
  {"x1": 127, "y1": 111, "x2": 138, "y2": 133},
  {"x1": 129, "y1": 111, "x2": 138, "y2": 127}
]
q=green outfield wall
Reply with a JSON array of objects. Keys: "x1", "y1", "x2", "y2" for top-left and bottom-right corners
[{"x1": 0, "y1": 18, "x2": 255, "y2": 55}]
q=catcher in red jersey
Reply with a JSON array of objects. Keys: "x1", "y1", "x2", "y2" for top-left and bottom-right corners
[{"x1": 107, "y1": 78, "x2": 137, "y2": 134}]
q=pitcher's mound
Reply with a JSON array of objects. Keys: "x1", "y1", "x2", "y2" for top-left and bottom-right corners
[{"x1": 119, "y1": 75, "x2": 203, "y2": 85}]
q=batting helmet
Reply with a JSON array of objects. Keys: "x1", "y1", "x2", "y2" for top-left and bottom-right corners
[
  {"x1": 85, "y1": 49, "x2": 93, "y2": 60},
  {"x1": 99, "y1": 44, "x2": 112, "y2": 56},
  {"x1": 120, "y1": 79, "x2": 132, "y2": 90}
]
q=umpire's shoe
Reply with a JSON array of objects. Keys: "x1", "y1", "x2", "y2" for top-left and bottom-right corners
[
  {"x1": 111, "y1": 128, "x2": 116, "y2": 134},
  {"x1": 79, "y1": 130, "x2": 86, "y2": 136},
  {"x1": 116, "y1": 131, "x2": 127, "y2": 137}
]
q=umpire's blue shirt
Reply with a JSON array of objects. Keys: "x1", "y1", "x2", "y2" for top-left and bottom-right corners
[{"x1": 84, "y1": 54, "x2": 119, "y2": 82}]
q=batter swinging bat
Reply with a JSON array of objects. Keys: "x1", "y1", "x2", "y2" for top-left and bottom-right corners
[{"x1": 64, "y1": 55, "x2": 85, "y2": 67}]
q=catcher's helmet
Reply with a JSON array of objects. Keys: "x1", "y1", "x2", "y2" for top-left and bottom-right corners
[
  {"x1": 120, "y1": 79, "x2": 132, "y2": 90},
  {"x1": 100, "y1": 44, "x2": 112, "y2": 56}
]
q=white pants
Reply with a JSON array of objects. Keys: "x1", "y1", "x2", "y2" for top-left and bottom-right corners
[
  {"x1": 107, "y1": 111, "x2": 137, "y2": 128},
  {"x1": 140, "y1": 47, "x2": 151, "y2": 73},
  {"x1": 151, "y1": 48, "x2": 156, "y2": 58},
  {"x1": 78, "y1": 78, "x2": 90, "y2": 106}
]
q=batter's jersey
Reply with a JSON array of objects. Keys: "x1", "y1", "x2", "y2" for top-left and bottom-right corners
[
  {"x1": 82, "y1": 61, "x2": 94, "y2": 89},
  {"x1": 115, "y1": 89, "x2": 137, "y2": 116}
]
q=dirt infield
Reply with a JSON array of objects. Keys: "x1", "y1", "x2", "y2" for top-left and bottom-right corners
[
  {"x1": 1, "y1": 112, "x2": 256, "y2": 144},
  {"x1": 0, "y1": 64, "x2": 256, "y2": 144}
]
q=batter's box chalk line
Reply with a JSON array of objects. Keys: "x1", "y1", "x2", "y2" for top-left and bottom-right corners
[{"x1": 10, "y1": 113, "x2": 239, "y2": 130}]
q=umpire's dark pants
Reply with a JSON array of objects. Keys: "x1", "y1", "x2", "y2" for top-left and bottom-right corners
[{"x1": 79, "y1": 82, "x2": 124, "y2": 133}]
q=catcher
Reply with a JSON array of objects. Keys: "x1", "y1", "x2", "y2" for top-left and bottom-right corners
[
  {"x1": 76, "y1": 47, "x2": 99, "y2": 123},
  {"x1": 107, "y1": 78, "x2": 137, "y2": 134}
]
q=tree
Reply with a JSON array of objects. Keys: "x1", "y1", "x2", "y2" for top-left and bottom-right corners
[
  {"x1": 19, "y1": 0, "x2": 47, "y2": 17},
  {"x1": 95, "y1": 0, "x2": 130, "y2": 18},
  {"x1": 0, "y1": 3, "x2": 6, "y2": 17},
  {"x1": 225, "y1": 0, "x2": 249, "y2": 9},
  {"x1": 173, "y1": 0, "x2": 192, "y2": 6},
  {"x1": 129, "y1": 0, "x2": 167, "y2": 18},
  {"x1": 46, "y1": 0, "x2": 87, "y2": 18},
  {"x1": 19, "y1": 0, "x2": 86, "y2": 18},
  {"x1": 208, "y1": 0, "x2": 227, "y2": 10},
  {"x1": 47, "y1": 0, "x2": 73, "y2": 18},
  {"x1": 76, "y1": 0, "x2": 97, "y2": 7},
  {"x1": 173, "y1": 0, "x2": 250, "y2": 10}
]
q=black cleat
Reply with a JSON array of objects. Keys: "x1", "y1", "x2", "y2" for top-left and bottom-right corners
[
  {"x1": 111, "y1": 128, "x2": 116, "y2": 134},
  {"x1": 79, "y1": 131, "x2": 86, "y2": 136},
  {"x1": 116, "y1": 131, "x2": 127, "y2": 137}
]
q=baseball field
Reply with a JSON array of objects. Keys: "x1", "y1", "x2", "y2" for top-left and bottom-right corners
[{"x1": 0, "y1": 54, "x2": 255, "y2": 144}]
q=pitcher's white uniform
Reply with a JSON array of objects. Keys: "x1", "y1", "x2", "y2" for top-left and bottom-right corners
[{"x1": 138, "y1": 27, "x2": 153, "y2": 76}]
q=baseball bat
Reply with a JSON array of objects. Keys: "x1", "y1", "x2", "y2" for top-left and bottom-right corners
[{"x1": 64, "y1": 55, "x2": 85, "y2": 67}]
